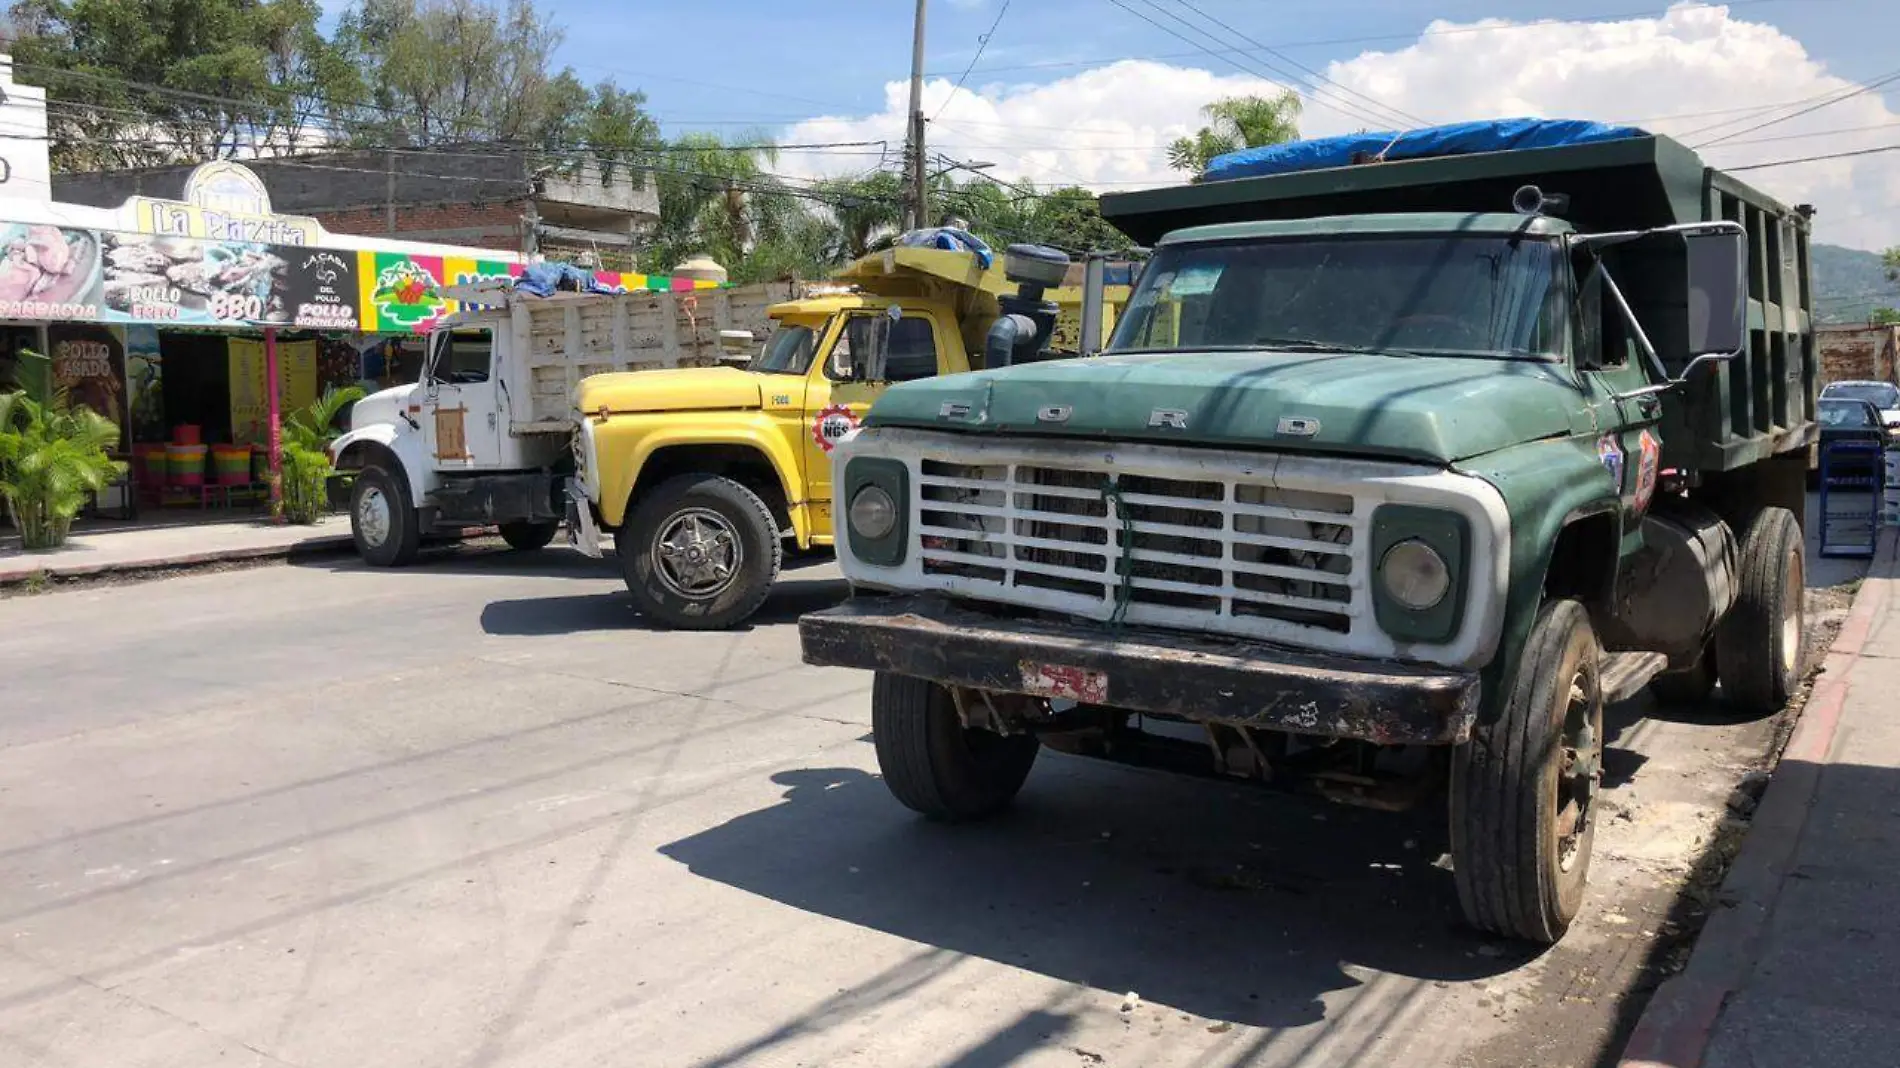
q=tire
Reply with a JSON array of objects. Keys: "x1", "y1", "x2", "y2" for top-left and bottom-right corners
[
  {"x1": 499, "y1": 520, "x2": 558, "y2": 552},
  {"x1": 872, "y1": 672, "x2": 1040, "y2": 821},
  {"x1": 1451, "y1": 598, "x2": 1604, "y2": 944},
  {"x1": 1715, "y1": 507, "x2": 1805, "y2": 717},
  {"x1": 350, "y1": 463, "x2": 420, "y2": 567},
  {"x1": 621, "y1": 473, "x2": 781, "y2": 630},
  {"x1": 1650, "y1": 642, "x2": 1717, "y2": 707}
]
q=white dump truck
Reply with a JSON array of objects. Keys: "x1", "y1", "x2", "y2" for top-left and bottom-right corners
[{"x1": 328, "y1": 280, "x2": 792, "y2": 566}]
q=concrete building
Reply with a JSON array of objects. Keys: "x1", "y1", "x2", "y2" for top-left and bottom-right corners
[{"x1": 52, "y1": 148, "x2": 661, "y2": 266}]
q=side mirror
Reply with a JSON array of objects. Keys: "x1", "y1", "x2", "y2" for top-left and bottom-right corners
[
  {"x1": 853, "y1": 305, "x2": 901, "y2": 383},
  {"x1": 1685, "y1": 227, "x2": 1747, "y2": 356}
]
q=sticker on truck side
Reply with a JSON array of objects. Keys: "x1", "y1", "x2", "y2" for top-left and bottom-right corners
[
  {"x1": 1020, "y1": 661, "x2": 1109, "y2": 704},
  {"x1": 812, "y1": 403, "x2": 859, "y2": 453}
]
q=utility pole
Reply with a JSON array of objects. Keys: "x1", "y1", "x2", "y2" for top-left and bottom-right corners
[{"x1": 905, "y1": 0, "x2": 928, "y2": 230}]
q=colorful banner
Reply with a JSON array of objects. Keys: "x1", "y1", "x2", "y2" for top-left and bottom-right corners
[{"x1": 0, "y1": 216, "x2": 729, "y2": 335}]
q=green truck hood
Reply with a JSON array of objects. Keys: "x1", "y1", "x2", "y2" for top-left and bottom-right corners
[{"x1": 866, "y1": 350, "x2": 1591, "y2": 463}]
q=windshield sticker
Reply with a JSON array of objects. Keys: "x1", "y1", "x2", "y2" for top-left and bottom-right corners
[
  {"x1": 812, "y1": 403, "x2": 859, "y2": 453},
  {"x1": 1634, "y1": 430, "x2": 1661, "y2": 514},
  {"x1": 1168, "y1": 264, "x2": 1223, "y2": 296},
  {"x1": 1597, "y1": 434, "x2": 1625, "y2": 491}
]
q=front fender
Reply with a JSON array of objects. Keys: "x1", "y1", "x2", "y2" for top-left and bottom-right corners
[
  {"x1": 590, "y1": 414, "x2": 803, "y2": 530},
  {"x1": 330, "y1": 422, "x2": 430, "y2": 502},
  {"x1": 1457, "y1": 434, "x2": 1624, "y2": 719}
]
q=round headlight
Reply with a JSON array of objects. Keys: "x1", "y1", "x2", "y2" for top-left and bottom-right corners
[
  {"x1": 1380, "y1": 539, "x2": 1450, "y2": 610},
  {"x1": 848, "y1": 485, "x2": 897, "y2": 540}
]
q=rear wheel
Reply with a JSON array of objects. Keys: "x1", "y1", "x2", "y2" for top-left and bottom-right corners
[
  {"x1": 622, "y1": 474, "x2": 781, "y2": 630},
  {"x1": 873, "y1": 673, "x2": 1040, "y2": 821},
  {"x1": 1715, "y1": 507, "x2": 1805, "y2": 716},
  {"x1": 1451, "y1": 598, "x2": 1604, "y2": 944},
  {"x1": 499, "y1": 520, "x2": 558, "y2": 552},
  {"x1": 350, "y1": 463, "x2": 420, "y2": 567}
]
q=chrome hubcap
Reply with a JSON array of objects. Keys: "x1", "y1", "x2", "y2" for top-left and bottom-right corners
[
  {"x1": 652, "y1": 508, "x2": 742, "y2": 599},
  {"x1": 357, "y1": 486, "x2": 391, "y2": 547}
]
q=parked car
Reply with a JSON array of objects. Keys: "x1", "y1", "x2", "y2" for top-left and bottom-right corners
[
  {"x1": 1820, "y1": 380, "x2": 1900, "y2": 438},
  {"x1": 1816, "y1": 396, "x2": 1887, "y2": 483}
]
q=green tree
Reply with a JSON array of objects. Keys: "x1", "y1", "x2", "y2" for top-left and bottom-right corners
[
  {"x1": 1872, "y1": 308, "x2": 1900, "y2": 326},
  {"x1": 8, "y1": 0, "x2": 356, "y2": 169},
  {"x1": 638, "y1": 132, "x2": 803, "y2": 281},
  {"x1": 1167, "y1": 91, "x2": 1303, "y2": 181},
  {"x1": 814, "y1": 171, "x2": 906, "y2": 261}
]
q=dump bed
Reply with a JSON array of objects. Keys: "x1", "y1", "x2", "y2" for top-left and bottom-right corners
[
  {"x1": 446, "y1": 280, "x2": 798, "y2": 432},
  {"x1": 1101, "y1": 125, "x2": 1816, "y2": 472}
]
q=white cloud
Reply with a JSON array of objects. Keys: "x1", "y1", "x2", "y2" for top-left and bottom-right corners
[{"x1": 775, "y1": 3, "x2": 1899, "y2": 251}]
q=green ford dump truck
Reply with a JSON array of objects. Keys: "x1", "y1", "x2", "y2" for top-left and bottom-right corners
[{"x1": 798, "y1": 120, "x2": 1817, "y2": 944}]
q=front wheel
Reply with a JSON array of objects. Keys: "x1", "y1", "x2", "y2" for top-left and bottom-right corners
[
  {"x1": 499, "y1": 520, "x2": 558, "y2": 552},
  {"x1": 621, "y1": 474, "x2": 781, "y2": 629},
  {"x1": 1715, "y1": 507, "x2": 1805, "y2": 716},
  {"x1": 1450, "y1": 598, "x2": 1604, "y2": 944},
  {"x1": 350, "y1": 463, "x2": 420, "y2": 567},
  {"x1": 872, "y1": 673, "x2": 1040, "y2": 821}
]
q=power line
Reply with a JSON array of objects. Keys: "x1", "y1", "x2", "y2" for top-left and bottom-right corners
[
  {"x1": 927, "y1": 0, "x2": 1817, "y2": 79},
  {"x1": 1727, "y1": 142, "x2": 1900, "y2": 171},
  {"x1": 1155, "y1": 0, "x2": 1428, "y2": 129},
  {"x1": 1103, "y1": 0, "x2": 1398, "y2": 131},
  {"x1": 1686, "y1": 66, "x2": 1900, "y2": 147},
  {"x1": 932, "y1": 0, "x2": 1011, "y2": 123}
]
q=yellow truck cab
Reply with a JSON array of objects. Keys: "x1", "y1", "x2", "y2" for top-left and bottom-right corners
[{"x1": 568, "y1": 245, "x2": 1129, "y2": 629}]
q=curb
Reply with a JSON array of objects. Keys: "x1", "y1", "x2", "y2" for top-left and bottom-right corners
[
  {"x1": 0, "y1": 535, "x2": 356, "y2": 586},
  {"x1": 1619, "y1": 525, "x2": 1897, "y2": 1068}
]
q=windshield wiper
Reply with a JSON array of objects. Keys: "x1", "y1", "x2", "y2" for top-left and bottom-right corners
[{"x1": 1251, "y1": 336, "x2": 1420, "y2": 358}]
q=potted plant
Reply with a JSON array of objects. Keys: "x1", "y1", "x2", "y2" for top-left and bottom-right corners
[
  {"x1": 0, "y1": 389, "x2": 127, "y2": 550},
  {"x1": 279, "y1": 385, "x2": 365, "y2": 525}
]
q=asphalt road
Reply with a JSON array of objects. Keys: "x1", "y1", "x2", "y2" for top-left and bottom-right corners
[{"x1": 0, "y1": 522, "x2": 1858, "y2": 1068}]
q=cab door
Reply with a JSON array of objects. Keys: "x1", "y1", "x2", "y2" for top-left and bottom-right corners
[
  {"x1": 799, "y1": 309, "x2": 954, "y2": 540},
  {"x1": 420, "y1": 327, "x2": 503, "y2": 469},
  {"x1": 1575, "y1": 263, "x2": 1665, "y2": 528}
]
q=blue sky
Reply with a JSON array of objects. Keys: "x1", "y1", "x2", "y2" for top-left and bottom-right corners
[{"x1": 540, "y1": 0, "x2": 1897, "y2": 134}]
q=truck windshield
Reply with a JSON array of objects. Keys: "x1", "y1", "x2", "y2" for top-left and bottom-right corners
[
  {"x1": 754, "y1": 322, "x2": 819, "y2": 375},
  {"x1": 1108, "y1": 235, "x2": 1568, "y2": 359}
]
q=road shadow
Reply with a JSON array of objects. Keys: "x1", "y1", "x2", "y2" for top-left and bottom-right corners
[
  {"x1": 480, "y1": 574, "x2": 851, "y2": 636},
  {"x1": 659, "y1": 757, "x2": 1524, "y2": 1030}
]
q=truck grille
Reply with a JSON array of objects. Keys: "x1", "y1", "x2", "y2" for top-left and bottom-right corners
[{"x1": 914, "y1": 454, "x2": 1366, "y2": 643}]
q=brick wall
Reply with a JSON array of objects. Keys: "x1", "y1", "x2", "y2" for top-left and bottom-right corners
[
  {"x1": 1819, "y1": 325, "x2": 1900, "y2": 386},
  {"x1": 313, "y1": 199, "x2": 526, "y2": 254}
]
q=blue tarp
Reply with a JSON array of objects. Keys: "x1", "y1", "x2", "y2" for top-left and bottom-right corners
[
  {"x1": 512, "y1": 262, "x2": 626, "y2": 298},
  {"x1": 895, "y1": 226, "x2": 994, "y2": 269},
  {"x1": 1203, "y1": 118, "x2": 1651, "y2": 183}
]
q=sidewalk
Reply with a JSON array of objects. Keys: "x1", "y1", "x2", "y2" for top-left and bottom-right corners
[
  {"x1": 0, "y1": 515, "x2": 353, "y2": 585},
  {"x1": 1623, "y1": 524, "x2": 1900, "y2": 1068}
]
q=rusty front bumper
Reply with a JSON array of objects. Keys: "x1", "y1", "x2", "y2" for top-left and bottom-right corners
[{"x1": 799, "y1": 594, "x2": 1481, "y2": 745}]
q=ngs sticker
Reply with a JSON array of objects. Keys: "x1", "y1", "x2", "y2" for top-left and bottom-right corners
[{"x1": 812, "y1": 403, "x2": 859, "y2": 453}]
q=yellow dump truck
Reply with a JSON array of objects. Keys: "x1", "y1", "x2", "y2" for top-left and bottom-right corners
[{"x1": 570, "y1": 246, "x2": 1129, "y2": 628}]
